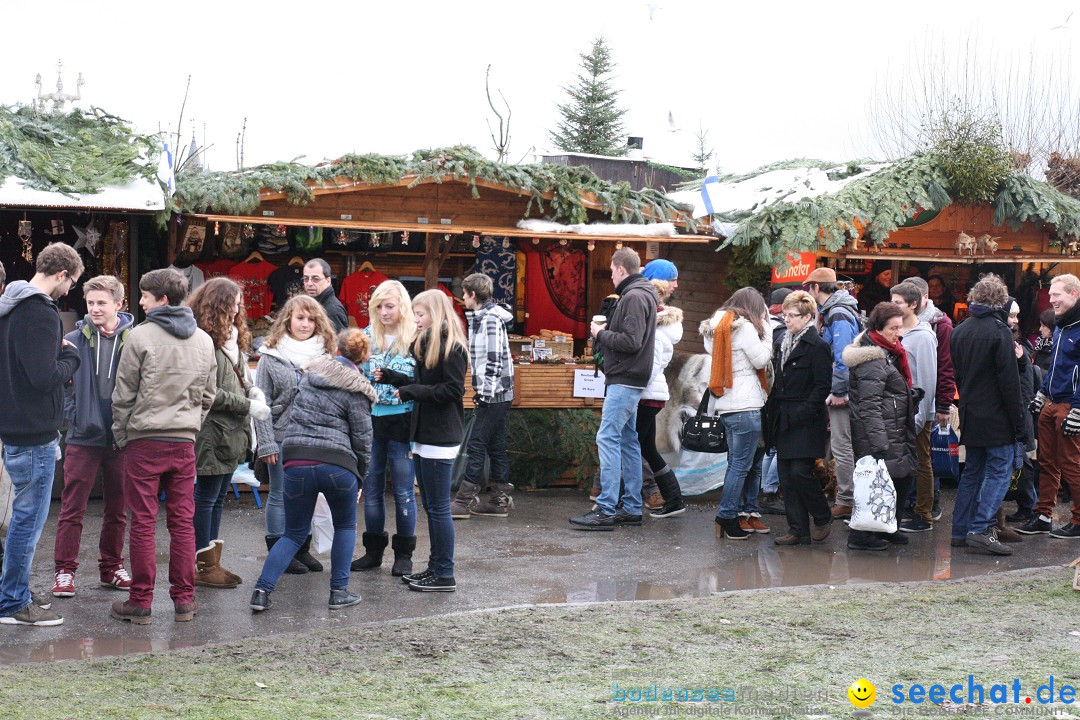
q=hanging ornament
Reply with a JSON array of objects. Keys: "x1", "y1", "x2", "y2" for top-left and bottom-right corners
[
  {"x1": 401, "y1": 230, "x2": 410, "y2": 246},
  {"x1": 334, "y1": 229, "x2": 349, "y2": 245},
  {"x1": 47, "y1": 219, "x2": 65, "y2": 236},
  {"x1": 213, "y1": 221, "x2": 221, "y2": 235},
  {"x1": 371, "y1": 232, "x2": 381, "y2": 248},
  {"x1": 18, "y1": 217, "x2": 33, "y2": 263},
  {"x1": 531, "y1": 237, "x2": 540, "y2": 245},
  {"x1": 73, "y1": 219, "x2": 102, "y2": 257},
  {"x1": 615, "y1": 241, "x2": 624, "y2": 250},
  {"x1": 242, "y1": 224, "x2": 256, "y2": 240},
  {"x1": 587, "y1": 240, "x2": 596, "y2": 252},
  {"x1": 501, "y1": 237, "x2": 510, "y2": 249},
  {"x1": 558, "y1": 238, "x2": 568, "y2": 247},
  {"x1": 472, "y1": 234, "x2": 481, "y2": 249}
]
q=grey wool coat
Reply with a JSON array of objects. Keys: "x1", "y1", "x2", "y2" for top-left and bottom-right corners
[
  {"x1": 281, "y1": 355, "x2": 377, "y2": 480},
  {"x1": 842, "y1": 333, "x2": 918, "y2": 481},
  {"x1": 253, "y1": 349, "x2": 304, "y2": 458}
]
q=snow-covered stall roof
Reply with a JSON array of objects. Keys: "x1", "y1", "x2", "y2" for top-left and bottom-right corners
[{"x1": 0, "y1": 176, "x2": 165, "y2": 211}]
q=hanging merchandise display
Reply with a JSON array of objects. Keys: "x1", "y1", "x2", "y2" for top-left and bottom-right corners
[
  {"x1": 256, "y1": 224, "x2": 290, "y2": 255},
  {"x1": 474, "y1": 236, "x2": 516, "y2": 307},
  {"x1": 221, "y1": 223, "x2": 246, "y2": 257},
  {"x1": 293, "y1": 226, "x2": 323, "y2": 254},
  {"x1": 73, "y1": 217, "x2": 103, "y2": 257},
  {"x1": 339, "y1": 265, "x2": 390, "y2": 328},
  {"x1": 521, "y1": 243, "x2": 587, "y2": 339},
  {"x1": 228, "y1": 255, "x2": 277, "y2": 319},
  {"x1": 47, "y1": 219, "x2": 65, "y2": 235},
  {"x1": 194, "y1": 257, "x2": 238, "y2": 280},
  {"x1": 268, "y1": 263, "x2": 304, "y2": 310},
  {"x1": 103, "y1": 220, "x2": 130, "y2": 291},
  {"x1": 18, "y1": 217, "x2": 33, "y2": 263},
  {"x1": 178, "y1": 219, "x2": 206, "y2": 257}
]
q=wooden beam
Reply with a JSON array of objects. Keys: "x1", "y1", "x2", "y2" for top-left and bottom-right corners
[{"x1": 423, "y1": 233, "x2": 440, "y2": 289}]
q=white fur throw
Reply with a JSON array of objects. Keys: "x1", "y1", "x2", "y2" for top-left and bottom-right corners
[{"x1": 516, "y1": 218, "x2": 677, "y2": 237}]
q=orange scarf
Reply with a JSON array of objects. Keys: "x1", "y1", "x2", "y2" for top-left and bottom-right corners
[{"x1": 708, "y1": 312, "x2": 769, "y2": 398}]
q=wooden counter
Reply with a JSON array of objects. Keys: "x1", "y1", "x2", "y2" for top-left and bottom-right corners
[{"x1": 465, "y1": 363, "x2": 602, "y2": 409}]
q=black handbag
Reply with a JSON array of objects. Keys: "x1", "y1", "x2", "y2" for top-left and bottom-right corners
[{"x1": 679, "y1": 389, "x2": 728, "y2": 454}]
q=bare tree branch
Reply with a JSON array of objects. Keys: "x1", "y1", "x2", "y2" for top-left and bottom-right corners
[{"x1": 485, "y1": 64, "x2": 512, "y2": 162}]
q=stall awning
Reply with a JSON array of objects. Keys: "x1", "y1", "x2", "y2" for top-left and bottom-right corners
[
  {"x1": 0, "y1": 177, "x2": 166, "y2": 212},
  {"x1": 191, "y1": 213, "x2": 714, "y2": 244}
]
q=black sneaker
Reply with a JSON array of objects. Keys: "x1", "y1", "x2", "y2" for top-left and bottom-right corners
[
  {"x1": 613, "y1": 508, "x2": 643, "y2": 526},
  {"x1": 401, "y1": 569, "x2": 433, "y2": 585},
  {"x1": 966, "y1": 531, "x2": 1013, "y2": 555},
  {"x1": 757, "y1": 493, "x2": 786, "y2": 515},
  {"x1": 899, "y1": 517, "x2": 933, "y2": 533},
  {"x1": 1049, "y1": 523, "x2": 1080, "y2": 539},
  {"x1": 881, "y1": 531, "x2": 910, "y2": 545},
  {"x1": 847, "y1": 532, "x2": 889, "y2": 551},
  {"x1": 408, "y1": 575, "x2": 456, "y2": 593},
  {"x1": 569, "y1": 509, "x2": 615, "y2": 531},
  {"x1": 1016, "y1": 516, "x2": 1052, "y2": 535},
  {"x1": 329, "y1": 589, "x2": 362, "y2": 609},
  {"x1": 931, "y1": 502, "x2": 942, "y2": 521},
  {"x1": 651, "y1": 498, "x2": 687, "y2": 519},
  {"x1": 1006, "y1": 510, "x2": 1033, "y2": 523},
  {"x1": 249, "y1": 589, "x2": 271, "y2": 612}
]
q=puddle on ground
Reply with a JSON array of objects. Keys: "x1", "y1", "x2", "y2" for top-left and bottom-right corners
[
  {"x1": 0, "y1": 636, "x2": 200, "y2": 664},
  {"x1": 534, "y1": 536, "x2": 1051, "y2": 604}
]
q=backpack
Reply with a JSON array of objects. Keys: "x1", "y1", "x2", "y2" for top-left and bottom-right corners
[{"x1": 823, "y1": 304, "x2": 866, "y2": 334}]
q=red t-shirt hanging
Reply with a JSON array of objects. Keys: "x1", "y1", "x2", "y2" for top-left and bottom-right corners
[
  {"x1": 194, "y1": 258, "x2": 237, "y2": 280},
  {"x1": 339, "y1": 270, "x2": 390, "y2": 328},
  {"x1": 228, "y1": 260, "x2": 277, "y2": 319}
]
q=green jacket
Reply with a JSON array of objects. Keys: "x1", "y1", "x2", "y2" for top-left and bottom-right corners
[{"x1": 196, "y1": 348, "x2": 252, "y2": 475}]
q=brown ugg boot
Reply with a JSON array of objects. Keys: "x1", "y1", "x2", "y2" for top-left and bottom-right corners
[
  {"x1": 195, "y1": 544, "x2": 238, "y2": 589},
  {"x1": 213, "y1": 539, "x2": 243, "y2": 585}
]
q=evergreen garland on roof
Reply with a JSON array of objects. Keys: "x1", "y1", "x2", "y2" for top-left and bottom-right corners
[
  {"x1": 993, "y1": 173, "x2": 1080, "y2": 240},
  {"x1": 175, "y1": 145, "x2": 695, "y2": 227},
  {"x1": 0, "y1": 105, "x2": 159, "y2": 195}
]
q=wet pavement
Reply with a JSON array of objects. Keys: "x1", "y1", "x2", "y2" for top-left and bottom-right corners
[{"x1": 1, "y1": 488, "x2": 1077, "y2": 664}]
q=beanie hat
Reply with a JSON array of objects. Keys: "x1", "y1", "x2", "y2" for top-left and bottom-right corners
[
  {"x1": 769, "y1": 288, "x2": 793, "y2": 305},
  {"x1": 642, "y1": 259, "x2": 678, "y2": 281},
  {"x1": 871, "y1": 260, "x2": 891, "y2": 279}
]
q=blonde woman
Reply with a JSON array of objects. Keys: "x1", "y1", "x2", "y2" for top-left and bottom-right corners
[
  {"x1": 377, "y1": 289, "x2": 467, "y2": 592},
  {"x1": 254, "y1": 295, "x2": 337, "y2": 574},
  {"x1": 351, "y1": 281, "x2": 419, "y2": 576}
]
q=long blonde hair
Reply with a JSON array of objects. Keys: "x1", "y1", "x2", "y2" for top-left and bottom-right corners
[
  {"x1": 412, "y1": 289, "x2": 467, "y2": 369},
  {"x1": 263, "y1": 295, "x2": 336, "y2": 353},
  {"x1": 368, "y1": 280, "x2": 415, "y2": 357}
]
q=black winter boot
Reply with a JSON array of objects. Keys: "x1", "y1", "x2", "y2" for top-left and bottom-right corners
[
  {"x1": 651, "y1": 469, "x2": 686, "y2": 518},
  {"x1": 351, "y1": 532, "x2": 389, "y2": 572},
  {"x1": 295, "y1": 535, "x2": 323, "y2": 572},
  {"x1": 266, "y1": 535, "x2": 309, "y2": 575},
  {"x1": 390, "y1": 534, "x2": 416, "y2": 577}
]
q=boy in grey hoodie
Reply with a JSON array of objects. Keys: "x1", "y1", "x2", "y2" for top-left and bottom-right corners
[
  {"x1": 53, "y1": 275, "x2": 135, "y2": 599},
  {"x1": 892, "y1": 282, "x2": 938, "y2": 532},
  {"x1": 452, "y1": 273, "x2": 516, "y2": 518}
]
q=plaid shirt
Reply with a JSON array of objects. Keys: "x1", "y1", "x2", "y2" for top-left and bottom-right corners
[{"x1": 467, "y1": 301, "x2": 515, "y2": 404}]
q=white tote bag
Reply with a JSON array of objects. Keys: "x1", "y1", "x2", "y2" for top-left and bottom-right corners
[
  {"x1": 311, "y1": 493, "x2": 335, "y2": 554},
  {"x1": 849, "y1": 455, "x2": 897, "y2": 533}
]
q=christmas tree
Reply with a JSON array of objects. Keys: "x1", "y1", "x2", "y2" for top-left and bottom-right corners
[{"x1": 549, "y1": 36, "x2": 628, "y2": 157}]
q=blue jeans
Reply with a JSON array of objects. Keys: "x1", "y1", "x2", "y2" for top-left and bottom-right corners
[
  {"x1": 0, "y1": 440, "x2": 58, "y2": 616},
  {"x1": 265, "y1": 443, "x2": 286, "y2": 537},
  {"x1": 952, "y1": 444, "x2": 1013, "y2": 538},
  {"x1": 414, "y1": 456, "x2": 455, "y2": 578},
  {"x1": 256, "y1": 463, "x2": 357, "y2": 593},
  {"x1": 761, "y1": 448, "x2": 779, "y2": 494},
  {"x1": 595, "y1": 384, "x2": 645, "y2": 516},
  {"x1": 194, "y1": 472, "x2": 233, "y2": 550},
  {"x1": 714, "y1": 410, "x2": 762, "y2": 520},
  {"x1": 740, "y1": 445, "x2": 766, "y2": 514},
  {"x1": 364, "y1": 435, "x2": 416, "y2": 536}
]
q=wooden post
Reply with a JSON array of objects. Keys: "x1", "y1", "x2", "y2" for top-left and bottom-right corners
[{"x1": 423, "y1": 232, "x2": 458, "y2": 289}]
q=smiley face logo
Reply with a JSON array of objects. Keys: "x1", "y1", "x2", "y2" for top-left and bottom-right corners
[{"x1": 848, "y1": 678, "x2": 876, "y2": 708}]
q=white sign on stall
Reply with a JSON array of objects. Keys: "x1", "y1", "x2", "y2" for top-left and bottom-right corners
[{"x1": 573, "y1": 369, "x2": 607, "y2": 398}]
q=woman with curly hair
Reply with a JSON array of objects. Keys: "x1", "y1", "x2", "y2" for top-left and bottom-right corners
[
  {"x1": 253, "y1": 295, "x2": 337, "y2": 575},
  {"x1": 188, "y1": 278, "x2": 271, "y2": 588}
]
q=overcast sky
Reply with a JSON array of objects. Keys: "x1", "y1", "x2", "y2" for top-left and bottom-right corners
[{"x1": 1, "y1": 0, "x2": 1077, "y2": 175}]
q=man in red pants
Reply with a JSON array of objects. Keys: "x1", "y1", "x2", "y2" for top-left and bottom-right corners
[
  {"x1": 53, "y1": 275, "x2": 135, "y2": 598},
  {"x1": 1022, "y1": 273, "x2": 1080, "y2": 538},
  {"x1": 110, "y1": 269, "x2": 216, "y2": 624}
]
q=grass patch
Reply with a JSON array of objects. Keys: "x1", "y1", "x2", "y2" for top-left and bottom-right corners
[{"x1": 0, "y1": 569, "x2": 1078, "y2": 719}]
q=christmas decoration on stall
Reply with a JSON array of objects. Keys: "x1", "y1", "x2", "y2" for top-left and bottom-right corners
[
  {"x1": 73, "y1": 217, "x2": 102, "y2": 256},
  {"x1": 18, "y1": 216, "x2": 33, "y2": 263},
  {"x1": 103, "y1": 220, "x2": 130, "y2": 291},
  {"x1": 472, "y1": 234, "x2": 480, "y2": 249},
  {"x1": 401, "y1": 230, "x2": 410, "y2": 246},
  {"x1": 47, "y1": 219, "x2": 65, "y2": 235}
]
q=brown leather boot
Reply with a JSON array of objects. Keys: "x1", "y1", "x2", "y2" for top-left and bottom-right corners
[
  {"x1": 994, "y1": 507, "x2": 1023, "y2": 543},
  {"x1": 195, "y1": 544, "x2": 238, "y2": 589},
  {"x1": 213, "y1": 540, "x2": 243, "y2": 585}
]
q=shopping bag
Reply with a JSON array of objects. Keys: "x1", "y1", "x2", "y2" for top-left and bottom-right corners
[
  {"x1": 849, "y1": 455, "x2": 897, "y2": 533},
  {"x1": 930, "y1": 424, "x2": 960, "y2": 479},
  {"x1": 450, "y1": 409, "x2": 488, "y2": 492},
  {"x1": 311, "y1": 492, "x2": 334, "y2": 554}
]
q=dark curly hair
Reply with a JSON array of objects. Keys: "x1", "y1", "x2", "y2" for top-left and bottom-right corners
[{"x1": 187, "y1": 277, "x2": 251, "y2": 351}]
